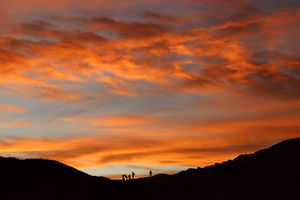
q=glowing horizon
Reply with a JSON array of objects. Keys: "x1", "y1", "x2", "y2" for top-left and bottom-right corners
[{"x1": 0, "y1": 0, "x2": 300, "y2": 178}]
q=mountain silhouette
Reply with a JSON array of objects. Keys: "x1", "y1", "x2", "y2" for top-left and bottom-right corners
[{"x1": 0, "y1": 138, "x2": 299, "y2": 199}]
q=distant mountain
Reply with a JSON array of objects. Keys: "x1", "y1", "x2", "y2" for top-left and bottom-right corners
[{"x1": 0, "y1": 138, "x2": 299, "y2": 200}]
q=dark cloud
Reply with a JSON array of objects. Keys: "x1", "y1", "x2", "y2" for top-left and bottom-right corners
[
  {"x1": 143, "y1": 11, "x2": 184, "y2": 23},
  {"x1": 84, "y1": 17, "x2": 167, "y2": 39}
]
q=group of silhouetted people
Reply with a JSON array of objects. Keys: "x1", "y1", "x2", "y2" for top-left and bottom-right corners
[
  {"x1": 122, "y1": 172, "x2": 135, "y2": 181},
  {"x1": 122, "y1": 170, "x2": 152, "y2": 181}
]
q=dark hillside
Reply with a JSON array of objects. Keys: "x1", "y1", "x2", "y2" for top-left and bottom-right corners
[{"x1": 0, "y1": 138, "x2": 299, "y2": 200}]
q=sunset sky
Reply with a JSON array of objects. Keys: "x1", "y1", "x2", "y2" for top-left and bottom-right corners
[{"x1": 0, "y1": 0, "x2": 300, "y2": 178}]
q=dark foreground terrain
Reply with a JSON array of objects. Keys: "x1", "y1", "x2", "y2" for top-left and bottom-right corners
[{"x1": 0, "y1": 138, "x2": 300, "y2": 200}]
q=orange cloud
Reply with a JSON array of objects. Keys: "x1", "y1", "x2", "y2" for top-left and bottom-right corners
[
  {"x1": 0, "y1": 120, "x2": 34, "y2": 129},
  {"x1": 1, "y1": 123, "x2": 298, "y2": 170},
  {"x1": 0, "y1": 104, "x2": 27, "y2": 114},
  {"x1": 63, "y1": 114, "x2": 154, "y2": 127},
  {"x1": 1, "y1": 7, "x2": 298, "y2": 100}
]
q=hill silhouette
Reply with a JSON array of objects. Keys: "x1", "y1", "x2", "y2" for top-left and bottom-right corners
[{"x1": 0, "y1": 138, "x2": 299, "y2": 199}]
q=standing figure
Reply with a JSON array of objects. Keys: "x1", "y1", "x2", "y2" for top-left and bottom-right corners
[
  {"x1": 149, "y1": 170, "x2": 152, "y2": 176},
  {"x1": 124, "y1": 174, "x2": 128, "y2": 181},
  {"x1": 128, "y1": 174, "x2": 131, "y2": 180},
  {"x1": 122, "y1": 174, "x2": 125, "y2": 181},
  {"x1": 132, "y1": 171, "x2": 135, "y2": 179}
]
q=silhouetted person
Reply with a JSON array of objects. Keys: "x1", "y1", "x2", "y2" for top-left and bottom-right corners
[
  {"x1": 149, "y1": 170, "x2": 152, "y2": 176},
  {"x1": 124, "y1": 174, "x2": 128, "y2": 181},
  {"x1": 128, "y1": 174, "x2": 131, "y2": 180},
  {"x1": 122, "y1": 174, "x2": 125, "y2": 181},
  {"x1": 132, "y1": 171, "x2": 135, "y2": 179}
]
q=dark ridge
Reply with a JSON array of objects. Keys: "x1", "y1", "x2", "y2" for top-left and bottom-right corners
[{"x1": 0, "y1": 137, "x2": 299, "y2": 200}]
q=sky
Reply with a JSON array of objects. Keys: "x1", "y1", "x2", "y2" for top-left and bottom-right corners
[{"x1": 0, "y1": 0, "x2": 300, "y2": 178}]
